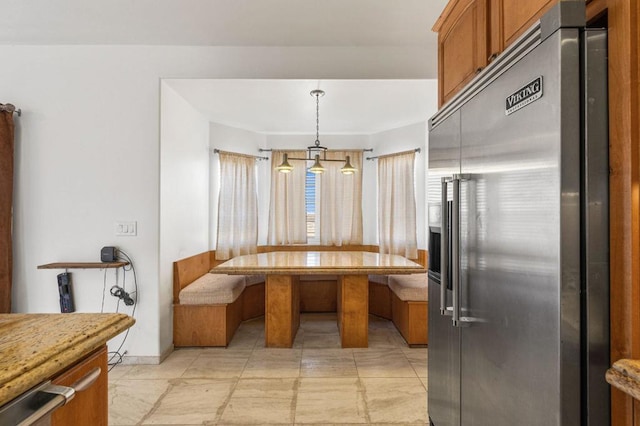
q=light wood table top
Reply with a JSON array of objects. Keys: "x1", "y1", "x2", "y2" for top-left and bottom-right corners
[
  {"x1": 0, "y1": 313, "x2": 134, "y2": 406},
  {"x1": 211, "y1": 251, "x2": 426, "y2": 275}
]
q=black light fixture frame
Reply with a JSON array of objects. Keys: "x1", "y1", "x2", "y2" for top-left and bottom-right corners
[
  {"x1": 285, "y1": 90, "x2": 345, "y2": 163},
  {"x1": 277, "y1": 90, "x2": 355, "y2": 174}
]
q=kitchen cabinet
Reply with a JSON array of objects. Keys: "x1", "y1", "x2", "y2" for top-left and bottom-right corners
[
  {"x1": 433, "y1": 0, "x2": 560, "y2": 106},
  {"x1": 488, "y1": 0, "x2": 557, "y2": 58},
  {"x1": 51, "y1": 346, "x2": 108, "y2": 426},
  {"x1": 433, "y1": 0, "x2": 489, "y2": 106}
]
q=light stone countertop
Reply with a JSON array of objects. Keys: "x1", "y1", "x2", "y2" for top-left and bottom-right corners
[
  {"x1": 607, "y1": 359, "x2": 640, "y2": 400},
  {"x1": 0, "y1": 312, "x2": 134, "y2": 406},
  {"x1": 212, "y1": 251, "x2": 426, "y2": 275}
]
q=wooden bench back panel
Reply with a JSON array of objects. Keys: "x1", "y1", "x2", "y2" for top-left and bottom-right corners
[
  {"x1": 173, "y1": 252, "x2": 211, "y2": 303},
  {"x1": 209, "y1": 250, "x2": 226, "y2": 268},
  {"x1": 416, "y1": 249, "x2": 428, "y2": 268}
]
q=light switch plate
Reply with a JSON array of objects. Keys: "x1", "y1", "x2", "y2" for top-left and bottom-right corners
[{"x1": 115, "y1": 221, "x2": 137, "y2": 236}]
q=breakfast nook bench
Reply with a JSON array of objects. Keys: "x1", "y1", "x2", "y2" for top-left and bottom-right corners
[
  {"x1": 173, "y1": 251, "x2": 264, "y2": 347},
  {"x1": 173, "y1": 247, "x2": 427, "y2": 348},
  {"x1": 368, "y1": 271, "x2": 428, "y2": 346}
]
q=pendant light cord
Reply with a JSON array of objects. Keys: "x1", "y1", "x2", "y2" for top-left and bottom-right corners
[{"x1": 315, "y1": 92, "x2": 320, "y2": 147}]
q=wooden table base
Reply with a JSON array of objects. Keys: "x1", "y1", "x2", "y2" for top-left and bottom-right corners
[
  {"x1": 214, "y1": 251, "x2": 424, "y2": 349},
  {"x1": 264, "y1": 274, "x2": 369, "y2": 348},
  {"x1": 338, "y1": 275, "x2": 369, "y2": 348},
  {"x1": 265, "y1": 275, "x2": 300, "y2": 348}
]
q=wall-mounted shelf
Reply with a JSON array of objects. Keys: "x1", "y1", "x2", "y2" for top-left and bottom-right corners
[{"x1": 37, "y1": 262, "x2": 129, "y2": 269}]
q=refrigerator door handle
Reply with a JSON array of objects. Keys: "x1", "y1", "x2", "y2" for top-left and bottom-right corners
[
  {"x1": 451, "y1": 176, "x2": 461, "y2": 326},
  {"x1": 440, "y1": 177, "x2": 452, "y2": 316},
  {"x1": 452, "y1": 174, "x2": 473, "y2": 327}
]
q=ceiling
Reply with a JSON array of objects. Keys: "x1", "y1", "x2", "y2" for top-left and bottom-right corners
[
  {"x1": 3, "y1": 1, "x2": 447, "y2": 135},
  {"x1": 1, "y1": 0, "x2": 448, "y2": 47},
  {"x1": 166, "y1": 79, "x2": 437, "y2": 134}
]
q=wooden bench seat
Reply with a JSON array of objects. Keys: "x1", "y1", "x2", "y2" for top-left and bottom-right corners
[
  {"x1": 388, "y1": 273, "x2": 428, "y2": 346},
  {"x1": 173, "y1": 252, "x2": 264, "y2": 347},
  {"x1": 179, "y1": 274, "x2": 245, "y2": 305},
  {"x1": 244, "y1": 274, "x2": 266, "y2": 286}
]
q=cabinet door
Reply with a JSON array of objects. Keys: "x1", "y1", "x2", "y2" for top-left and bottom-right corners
[
  {"x1": 437, "y1": 0, "x2": 489, "y2": 106},
  {"x1": 489, "y1": 0, "x2": 557, "y2": 57},
  {"x1": 51, "y1": 345, "x2": 108, "y2": 426}
]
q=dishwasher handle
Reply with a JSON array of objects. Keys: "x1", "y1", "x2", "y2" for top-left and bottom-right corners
[{"x1": 17, "y1": 385, "x2": 72, "y2": 426}]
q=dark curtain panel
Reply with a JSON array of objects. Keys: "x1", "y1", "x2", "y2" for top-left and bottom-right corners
[{"x1": 0, "y1": 105, "x2": 15, "y2": 313}]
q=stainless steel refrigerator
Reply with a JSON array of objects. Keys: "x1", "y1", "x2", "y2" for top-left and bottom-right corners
[{"x1": 427, "y1": 3, "x2": 609, "y2": 426}]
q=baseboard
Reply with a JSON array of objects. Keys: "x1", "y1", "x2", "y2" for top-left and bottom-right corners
[{"x1": 119, "y1": 344, "x2": 174, "y2": 365}]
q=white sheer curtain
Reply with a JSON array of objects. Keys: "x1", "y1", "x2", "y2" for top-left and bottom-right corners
[
  {"x1": 318, "y1": 151, "x2": 363, "y2": 245},
  {"x1": 378, "y1": 151, "x2": 418, "y2": 258},
  {"x1": 216, "y1": 152, "x2": 258, "y2": 260},
  {"x1": 267, "y1": 150, "x2": 307, "y2": 245}
]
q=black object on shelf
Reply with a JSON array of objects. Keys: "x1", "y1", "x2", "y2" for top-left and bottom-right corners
[
  {"x1": 100, "y1": 246, "x2": 117, "y2": 262},
  {"x1": 57, "y1": 272, "x2": 75, "y2": 313}
]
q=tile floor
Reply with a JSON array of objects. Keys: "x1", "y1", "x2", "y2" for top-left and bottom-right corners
[{"x1": 108, "y1": 313, "x2": 428, "y2": 425}]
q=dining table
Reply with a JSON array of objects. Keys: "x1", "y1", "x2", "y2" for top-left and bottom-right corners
[{"x1": 211, "y1": 251, "x2": 426, "y2": 348}]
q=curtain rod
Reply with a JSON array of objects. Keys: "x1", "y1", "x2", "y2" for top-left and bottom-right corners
[
  {"x1": 212, "y1": 149, "x2": 269, "y2": 161},
  {"x1": 259, "y1": 148, "x2": 373, "y2": 153},
  {"x1": 0, "y1": 104, "x2": 21, "y2": 116},
  {"x1": 366, "y1": 147, "x2": 421, "y2": 161}
]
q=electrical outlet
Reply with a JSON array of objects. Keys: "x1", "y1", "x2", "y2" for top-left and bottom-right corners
[{"x1": 115, "y1": 221, "x2": 137, "y2": 236}]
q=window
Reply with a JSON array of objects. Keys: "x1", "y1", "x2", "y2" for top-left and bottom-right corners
[
  {"x1": 268, "y1": 150, "x2": 362, "y2": 246},
  {"x1": 305, "y1": 170, "x2": 318, "y2": 241}
]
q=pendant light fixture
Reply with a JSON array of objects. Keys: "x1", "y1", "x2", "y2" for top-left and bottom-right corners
[
  {"x1": 275, "y1": 90, "x2": 358, "y2": 175},
  {"x1": 340, "y1": 156, "x2": 357, "y2": 175},
  {"x1": 275, "y1": 153, "x2": 294, "y2": 173}
]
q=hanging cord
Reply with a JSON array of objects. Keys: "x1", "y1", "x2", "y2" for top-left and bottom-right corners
[
  {"x1": 315, "y1": 91, "x2": 320, "y2": 146},
  {"x1": 106, "y1": 249, "x2": 138, "y2": 370}
]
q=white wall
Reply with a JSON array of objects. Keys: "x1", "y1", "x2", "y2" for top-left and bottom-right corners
[
  {"x1": 209, "y1": 122, "x2": 267, "y2": 248},
  {"x1": 1, "y1": 44, "x2": 432, "y2": 360},
  {"x1": 159, "y1": 83, "x2": 210, "y2": 357}
]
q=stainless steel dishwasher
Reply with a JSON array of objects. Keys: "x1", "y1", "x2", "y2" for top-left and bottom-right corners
[{"x1": 0, "y1": 367, "x2": 100, "y2": 426}]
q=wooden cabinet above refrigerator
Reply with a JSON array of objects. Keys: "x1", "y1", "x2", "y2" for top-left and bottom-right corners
[
  {"x1": 433, "y1": 0, "x2": 557, "y2": 107},
  {"x1": 432, "y1": 0, "x2": 489, "y2": 108}
]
